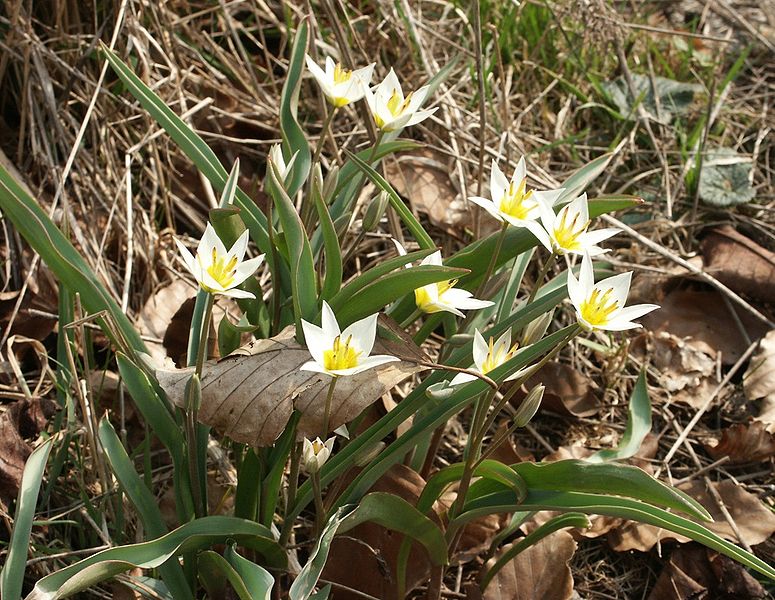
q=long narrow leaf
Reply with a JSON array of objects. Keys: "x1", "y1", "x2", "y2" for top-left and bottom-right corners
[
  {"x1": 280, "y1": 21, "x2": 311, "y2": 195},
  {"x1": 27, "y1": 517, "x2": 285, "y2": 600},
  {"x1": 0, "y1": 439, "x2": 52, "y2": 600},
  {"x1": 313, "y1": 177, "x2": 343, "y2": 301}
]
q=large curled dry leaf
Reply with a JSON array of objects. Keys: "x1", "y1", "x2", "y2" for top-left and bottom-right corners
[
  {"x1": 154, "y1": 325, "x2": 425, "y2": 445},
  {"x1": 482, "y1": 530, "x2": 576, "y2": 600},
  {"x1": 704, "y1": 421, "x2": 775, "y2": 463}
]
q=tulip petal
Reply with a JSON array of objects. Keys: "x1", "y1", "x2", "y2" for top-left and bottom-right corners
[
  {"x1": 174, "y1": 238, "x2": 197, "y2": 274},
  {"x1": 490, "y1": 160, "x2": 509, "y2": 205},
  {"x1": 320, "y1": 300, "x2": 341, "y2": 338},
  {"x1": 301, "y1": 320, "x2": 328, "y2": 366},
  {"x1": 472, "y1": 329, "x2": 489, "y2": 371},
  {"x1": 331, "y1": 354, "x2": 400, "y2": 376},
  {"x1": 342, "y1": 312, "x2": 378, "y2": 356},
  {"x1": 222, "y1": 287, "x2": 256, "y2": 300},
  {"x1": 449, "y1": 372, "x2": 477, "y2": 386},
  {"x1": 469, "y1": 196, "x2": 505, "y2": 222}
]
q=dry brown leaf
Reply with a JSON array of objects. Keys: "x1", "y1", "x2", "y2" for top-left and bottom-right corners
[
  {"x1": 608, "y1": 480, "x2": 775, "y2": 552},
  {"x1": 632, "y1": 332, "x2": 718, "y2": 409},
  {"x1": 322, "y1": 464, "x2": 436, "y2": 599},
  {"x1": 648, "y1": 544, "x2": 766, "y2": 600},
  {"x1": 482, "y1": 530, "x2": 577, "y2": 600},
  {"x1": 640, "y1": 289, "x2": 768, "y2": 365},
  {"x1": 704, "y1": 421, "x2": 775, "y2": 463},
  {"x1": 521, "y1": 361, "x2": 599, "y2": 418},
  {"x1": 154, "y1": 326, "x2": 424, "y2": 445},
  {"x1": 700, "y1": 225, "x2": 775, "y2": 303},
  {"x1": 384, "y1": 149, "x2": 472, "y2": 233},
  {"x1": 744, "y1": 329, "x2": 775, "y2": 430}
]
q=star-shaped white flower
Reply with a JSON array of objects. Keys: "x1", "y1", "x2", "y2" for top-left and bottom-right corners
[
  {"x1": 531, "y1": 193, "x2": 620, "y2": 256},
  {"x1": 302, "y1": 436, "x2": 335, "y2": 474},
  {"x1": 305, "y1": 55, "x2": 375, "y2": 107},
  {"x1": 175, "y1": 224, "x2": 264, "y2": 299},
  {"x1": 393, "y1": 241, "x2": 493, "y2": 318},
  {"x1": 300, "y1": 301, "x2": 399, "y2": 377},
  {"x1": 268, "y1": 143, "x2": 298, "y2": 184},
  {"x1": 365, "y1": 68, "x2": 437, "y2": 132},
  {"x1": 449, "y1": 329, "x2": 523, "y2": 385},
  {"x1": 469, "y1": 158, "x2": 564, "y2": 228},
  {"x1": 567, "y1": 253, "x2": 659, "y2": 331}
]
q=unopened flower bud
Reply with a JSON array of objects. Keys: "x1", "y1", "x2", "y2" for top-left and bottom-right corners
[
  {"x1": 446, "y1": 333, "x2": 473, "y2": 347},
  {"x1": 521, "y1": 311, "x2": 553, "y2": 346},
  {"x1": 362, "y1": 191, "x2": 390, "y2": 232},
  {"x1": 426, "y1": 381, "x2": 455, "y2": 400},
  {"x1": 302, "y1": 437, "x2": 335, "y2": 474},
  {"x1": 322, "y1": 165, "x2": 340, "y2": 201},
  {"x1": 513, "y1": 384, "x2": 544, "y2": 427}
]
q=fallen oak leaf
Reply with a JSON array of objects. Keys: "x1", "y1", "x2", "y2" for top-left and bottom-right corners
[
  {"x1": 704, "y1": 421, "x2": 775, "y2": 464},
  {"x1": 154, "y1": 325, "x2": 424, "y2": 445},
  {"x1": 743, "y1": 329, "x2": 775, "y2": 431}
]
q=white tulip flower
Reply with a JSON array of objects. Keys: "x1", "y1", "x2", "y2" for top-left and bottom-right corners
[
  {"x1": 532, "y1": 193, "x2": 620, "y2": 256},
  {"x1": 449, "y1": 329, "x2": 522, "y2": 385},
  {"x1": 393, "y1": 241, "x2": 493, "y2": 317},
  {"x1": 304, "y1": 55, "x2": 375, "y2": 107},
  {"x1": 175, "y1": 224, "x2": 264, "y2": 299},
  {"x1": 365, "y1": 68, "x2": 437, "y2": 132},
  {"x1": 300, "y1": 301, "x2": 399, "y2": 377},
  {"x1": 469, "y1": 158, "x2": 564, "y2": 228},
  {"x1": 302, "y1": 437, "x2": 335, "y2": 474},
  {"x1": 567, "y1": 253, "x2": 659, "y2": 332},
  {"x1": 268, "y1": 143, "x2": 298, "y2": 184}
]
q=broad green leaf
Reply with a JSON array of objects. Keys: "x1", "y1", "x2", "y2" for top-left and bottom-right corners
[
  {"x1": 0, "y1": 165, "x2": 145, "y2": 352},
  {"x1": 289, "y1": 506, "x2": 351, "y2": 600},
  {"x1": 337, "y1": 492, "x2": 448, "y2": 566},
  {"x1": 100, "y1": 45, "x2": 274, "y2": 263},
  {"x1": 280, "y1": 21, "x2": 311, "y2": 196},
  {"x1": 589, "y1": 370, "x2": 651, "y2": 463},
  {"x1": 98, "y1": 419, "x2": 192, "y2": 599},
  {"x1": 556, "y1": 154, "x2": 614, "y2": 203},
  {"x1": 313, "y1": 175, "x2": 343, "y2": 301},
  {"x1": 602, "y1": 74, "x2": 702, "y2": 125},
  {"x1": 480, "y1": 513, "x2": 590, "y2": 590},
  {"x1": 344, "y1": 150, "x2": 435, "y2": 250},
  {"x1": 508, "y1": 460, "x2": 710, "y2": 520},
  {"x1": 329, "y1": 248, "x2": 436, "y2": 312},
  {"x1": 267, "y1": 163, "x2": 318, "y2": 338},
  {"x1": 26, "y1": 517, "x2": 285, "y2": 600},
  {"x1": 698, "y1": 149, "x2": 755, "y2": 207},
  {"x1": 335, "y1": 264, "x2": 470, "y2": 327},
  {"x1": 462, "y1": 489, "x2": 775, "y2": 582},
  {"x1": 0, "y1": 439, "x2": 52, "y2": 600},
  {"x1": 225, "y1": 543, "x2": 275, "y2": 600}
]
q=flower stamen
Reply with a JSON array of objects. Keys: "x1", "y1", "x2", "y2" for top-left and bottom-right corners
[
  {"x1": 323, "y1": 334, "x2": 361, "y2": 371},
  {"x1": 579, "y1": 287, "x2": 619, "y2": 327}
]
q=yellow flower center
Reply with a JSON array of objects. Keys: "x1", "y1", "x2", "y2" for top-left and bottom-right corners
[
  {"x1": 552, "y1": 208, "x2": 589, "y2": 252},
  {"x1": 415, "y1": 280, "x2": 457, "y2": 313},
  {"x1": 323, "y1": 335, "x2": 361, "y2": 371},
  {"x1": 386, "y1": 89, "x2": 413, "y2": 117},
  {"x1": 579, "y1": 287, "x2": 619, "y2": 327},
  {"x1": 498, "y1": 177, "x2": 535, "y2": 220},
  {"x1": 481, "y1": 336, "x2": 519, "y2": 375},
  {"x1": 311, "y1": 439, "x2": 326, "y2": 454},
  {"x1": 204, "y1": 247, "x2": 238, "y2": 290},
  {"x1": 333, "y1": 63, "x2": 352, "y2": 84}
]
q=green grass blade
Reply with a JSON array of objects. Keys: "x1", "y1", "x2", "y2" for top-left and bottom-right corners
[
  {"x1": 344, "y1": 150, "x2": 435, "y2": 249},
  {"x1": 589, "y1": 369, "x2": 651, "y2": 463},
  {"x1": 26, "y1": 516, "x2": 284, "y2": 600},
  {"x1": 280, "y1": 20, "x2": 311, "y2": 196},
  {"x1": 0, "y1": 165, "x2": 145, "y2": 352},
  {"x1": 0, "y1": 439, "x2": 53, "y2": 600}
]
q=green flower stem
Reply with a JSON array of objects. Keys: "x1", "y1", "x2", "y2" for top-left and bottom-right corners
[
  {"x1": 311, "y1": 107, "x2": 338, "y2": 169},
  {"x1": 322, "y1": 377, "x2": 338, "y2": 437},
  {"x1": 475, "y1": 221, "x2": 508, "y2": 297},
  {"x1": 279, "y1": 441, "x2": 302, "y2": 548},
  {"x1": 187, "y1": 292, "x2": 214, "y2": 518},
  {"x1": 311, "y1": 471, "x2": 325, "y2": 537},
  {"x1": 526, "y1": 250, "x2": 556, "y2": 304},
  {"x1": 399, "y1": 307, "x2": 423, "y2": 329}
]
